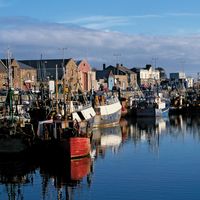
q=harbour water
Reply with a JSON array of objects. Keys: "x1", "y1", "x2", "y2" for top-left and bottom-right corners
[{"x1": 1, "y1": 114, "x2": 200, "y2": 200}]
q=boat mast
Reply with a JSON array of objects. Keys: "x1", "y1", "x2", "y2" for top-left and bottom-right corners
[
  {"x1": 6, "y1": 49, "x2": 14, "y2": 122},
  {"x1": 55, "y1": 64, "x2": 59, "y2": 113},
  {"x1": 62, "y1": 61, "x2": 67, "y2": 118},
  {"x1": 7, "y1": 49, "x2": 13, "y2": 89}
]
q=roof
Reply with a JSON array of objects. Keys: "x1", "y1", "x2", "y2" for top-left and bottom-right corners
[
  {"x1": 0, "y1": 60, "x2": 7, "y2": 73},
  {"x1": 96, "y1": 64, "x2": 135, "y2": 79},
  {"x1": 117, "y1": 65, "x2": 135, "y2": 74},
  {"x1": 76, "y1": 60, "x2": 82, "y2": 66},
  {"x1": 20, "y1": 58, "x2": 72, "y2": 80},
  {"x1": 1, "y1": 59, "x2": 14, "y2": 67},
  {"x1": 145, "y1": 64, "x2": 152, "y2": 70},
  {"x1": 16, "y1": 61, "x2": 34, "y2": 69},
  {"x1": 96, "y1": 70, "x2": 111, "y2": 80}
]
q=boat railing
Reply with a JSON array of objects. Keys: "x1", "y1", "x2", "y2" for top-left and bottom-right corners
[
  {"x1": 105, "y1": 96, "x2": 119, "y2": 105},
  {"x1": 68, "y1": 101, "x2": 92, "y2": 112}
]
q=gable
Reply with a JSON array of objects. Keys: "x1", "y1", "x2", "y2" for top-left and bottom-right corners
[
  {"x1": 0, "y1": 60, "x2": 7, "y2": 73},
  {"x1": 76, "y1": 59, "x2": 90, "y2": 72}
]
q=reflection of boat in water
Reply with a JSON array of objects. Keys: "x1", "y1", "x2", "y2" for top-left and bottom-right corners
[
  {"x1": 136, "y1": 117, "x2": 168, "y2": 134},
  {"x1": 0, "y1": 154, "x2": 36, "y2": 200},
  {"x1": 100, "y1": 128, "x2": 122, "y2": 147},
  {"x1": 70, "y1": 157, "x2": 91, "y2": 181},
  {"x1": 91, "y1": 125, "x2": 122, "y2": 158},
  {"x1": 93, "y1": 125, "x2": 122, "y2": 147},
  {"x1": 39, "y1": 155, "x2": 93, "y2": 198},
  {"x1": 119, "y1": 118, "x2": 129, "y2": 141},
  {"x1": 0, "y1": 155, "x2": 35, "y2": 183}
]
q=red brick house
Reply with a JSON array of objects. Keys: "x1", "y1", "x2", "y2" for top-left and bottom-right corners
[{"x1": 76, "y1": 59, "x2": 92, "y2": 91}]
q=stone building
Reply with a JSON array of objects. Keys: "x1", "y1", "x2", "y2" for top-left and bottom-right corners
[
  {"x1": 11, "y1": 59, "x2": 37, "y2": 90},
  {"x1": 0, "y1": 59, "x2": 37, "y2": 90},
  {"x1": 96, "y1": 63, "x2": 137, "y2": 91},
  {"x1": 20, "y1": 58, "x2": 94, "y2": 92},
  {"x1": 132, "y1": 64, "x2": 160, "y2": 88}
]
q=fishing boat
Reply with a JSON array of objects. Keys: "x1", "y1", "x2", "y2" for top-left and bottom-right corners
[
  {"x1": 134, "y1": 94, "x2": 169, "y2": 117},
  {"x1": 0, "y1": 88, "x2": 34, "y2": 152},
  {"x1": 31, "y1": 62, "x2": 96, "y2": 132},
  {"x1": 34, "y1": 64, "x2": 95, "y2": 158},
  {"x1": 59, "y1": 128, "x2": 91, "y2": 159},
  {"x1": 36, "y1": 115, "x2": 91, "y2": 159},
  {"x1": 0, "y1": 54, "x2": 34, "y2": 154},
  {"x1": 92, "y1": 91, "x2": 122, "y2": 128}
]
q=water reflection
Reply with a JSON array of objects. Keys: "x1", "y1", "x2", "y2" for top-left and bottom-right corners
[
  {"x1": 1, "y1": 114, "x2": 200, "y2": 199},
  {"x1": 126, "y1": 114, "x2": 200, "y2": 150},
  {"x1": 39, "y1": 155, "x2": 93, "y2": 200},
  {"x1": 0, "y1": 154, "x2": 37, "y2": 200},
  {"x1": 91, "y1": 125, "x2": 123, "y2": 159},
  {"x1": 168, "y1": 114, "x2": 200, "y2": 140},
  {"x1": 123, "y1": 117, "x2": 168, "y2": 153}
]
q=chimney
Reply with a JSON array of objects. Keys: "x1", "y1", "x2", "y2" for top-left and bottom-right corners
[{"x1": 103, "y1": 63, "x2": 106, "y2": 70}]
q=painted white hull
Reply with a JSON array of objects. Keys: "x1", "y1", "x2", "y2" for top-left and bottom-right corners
[{"x1": 93, "y1": 99, "x2": 122, "y2": 127}]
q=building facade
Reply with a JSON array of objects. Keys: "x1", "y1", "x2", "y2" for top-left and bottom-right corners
[
  {"x1": 11, "y1": 60, "x2": 37, "y2": 90},
  {"x1": 132, "y1": 64, "x2": 160, "y2": 88},
  {"x1": 0, "y1": 60, "x2": 7, "y2": 89},
  {"x1": 96, "y1": 64, "x2": 137, "y2": 91},
  {"x1": 76, "y1": 59, "x2": 91, "y2": 91}
]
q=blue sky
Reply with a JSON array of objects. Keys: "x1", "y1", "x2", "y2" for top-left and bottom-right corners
[{"x1": 1, "y1": 0, "x2": 200, "y2": 76}]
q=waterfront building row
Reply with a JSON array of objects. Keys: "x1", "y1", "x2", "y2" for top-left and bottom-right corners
[{"x1": 0, "y1": 57, "x2": 197, "y2": 92}]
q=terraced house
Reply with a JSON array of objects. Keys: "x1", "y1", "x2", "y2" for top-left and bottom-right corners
[
  {"x1": 11, "y1": 59, "x2": 37, "y2": 90},
  {"x1": 131, "y1": 64, "x2": 160, "y2": 88},
  {"x1": 96, "y1": 63, "x2": 137, "y2": 91},
  {"x1": 0, "y1": 59, "x2": 37, "y2": 90},
  {"x1": 20, "y1": 58, "x2": 94, "y2": 92}
]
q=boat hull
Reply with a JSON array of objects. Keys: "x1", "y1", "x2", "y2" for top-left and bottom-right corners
[
  {"x1": 136, "y1": 107, "x2": 169, "y2": 117},
  {"x1": 0, "y1": 137, "x2": 29, "y2": 154},
  {"x1": 93, "y1": 100, "x2": 122, "y2": 128},
  {"x1": 94, "y1": 110, "x2": 121, "y2": 127},
  {"x1": 60, "y1": 137, "x2": 91, "y2": 159}
]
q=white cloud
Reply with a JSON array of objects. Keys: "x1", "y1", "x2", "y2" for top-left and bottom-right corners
[
  {"x1": 61, "y1": 15, "x2": 161, "y2": 30},
  {"x1": 167, "y1": 12, "x2": 200, "y2": 17},
  {"x1": 0, "y1": 17, "x2": 200, "y2": 76}
]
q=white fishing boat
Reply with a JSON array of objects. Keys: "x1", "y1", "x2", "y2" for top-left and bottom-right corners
[
  {"x1": 93, "y1": 92, "x2": 122, "y2": 128},
  {"x1": 135, "y1": 94, "x2": 169, "y2": 117}
]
